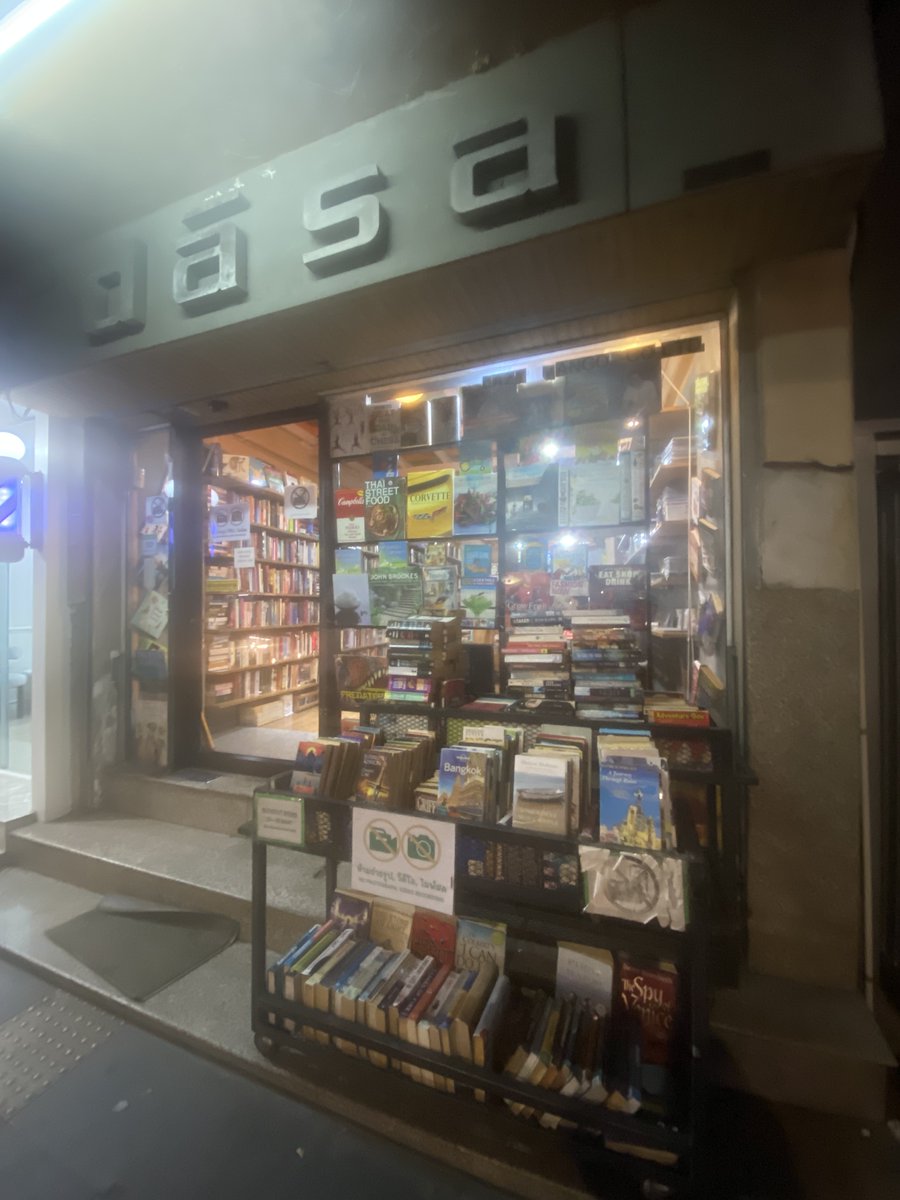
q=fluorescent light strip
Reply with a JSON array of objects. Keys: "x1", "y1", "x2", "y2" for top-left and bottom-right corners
[{"x1": 0, "y1": 0, "x2": 74, "y2": 57}]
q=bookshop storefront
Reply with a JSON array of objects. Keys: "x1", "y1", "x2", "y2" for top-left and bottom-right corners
[{"x1": 9, "y1": 6, "x2": 883, "y2": 1190}]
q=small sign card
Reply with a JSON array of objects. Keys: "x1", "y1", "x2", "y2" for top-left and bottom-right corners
[
  {"x1": 351, "y1": 808, "x2": 455, "y2": 916},
  {"x1": 233, "y1": 545, "x2": 256, "y2": 569},
  {"x1": 209, "y1": 502, "x2": 250, "y2": 543},
  {"x1": 254, "y1": 791, "x2": 305, "y2": 848},
  {"x1": 284, "y1": 481, "x2": 318, "y2": 520}
]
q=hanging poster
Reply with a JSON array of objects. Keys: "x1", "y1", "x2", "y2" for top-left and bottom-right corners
[{"x1": 351, "y1": 808, "x2": 455, "y2": 916}]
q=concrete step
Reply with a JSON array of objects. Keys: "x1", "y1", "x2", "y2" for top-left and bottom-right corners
[
  {"x1": 101, "y1": 767, "x2": 264, "y2": 836},
  {"x1": 8, "y1": 813, "x2": 344, "y2": 953},
  {"x1": 711, "y1": 970, "x2": 897, "y2": 1123}
]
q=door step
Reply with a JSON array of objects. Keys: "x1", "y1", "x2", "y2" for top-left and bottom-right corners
[
  {"x1": 8, "y1": 813, "x2": 336, "y2": 952},
  {"x1": 101, "y1": 767, "x2": 266, "y2": 837},
  {"x1": 711, "y1": 970, "x2": 897, "y2": 1122}
]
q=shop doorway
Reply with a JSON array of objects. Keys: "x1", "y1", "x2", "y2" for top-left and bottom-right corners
[{"x1": 198, "y1": 418, "x2": 324, "y2": 763}]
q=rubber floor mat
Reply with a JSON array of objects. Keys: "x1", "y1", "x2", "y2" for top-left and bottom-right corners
[{"x1": 46, "y1": 895, "x2": 239, "y2": 1002}]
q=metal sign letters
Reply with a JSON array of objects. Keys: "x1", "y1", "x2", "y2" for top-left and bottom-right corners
[{"x1": 83, "y1": 113, "x2": 567, "y2": 342}]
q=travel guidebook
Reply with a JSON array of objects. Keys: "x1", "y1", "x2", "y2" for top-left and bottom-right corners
[
  {"x1": 512, "y1": 754, "x2": 570, "y2": 836},
  {"x1": 407, "y1": 468, "x2": 454, "y2": 538},
  {"x1": 598, "y1": 759, "x2": 663, "y2": 849},
  {"x1": 437, "y1": 746, "x2": 494, "y2": 822}
]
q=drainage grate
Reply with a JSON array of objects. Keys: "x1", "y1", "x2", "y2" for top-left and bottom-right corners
[{"x1": 0, "y1": 993, "x2": 120, "y2": 1118}]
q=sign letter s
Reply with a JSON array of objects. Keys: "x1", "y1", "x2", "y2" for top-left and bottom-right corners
[{"x1": 303, "y1": 165, "x2": 387, "y2": 277}]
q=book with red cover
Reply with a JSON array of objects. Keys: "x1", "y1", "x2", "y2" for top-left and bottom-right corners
[
  {"x1": 615, "y1": 958, "x2": 680, "y2": 1114},
  {"x1": 409, "y1": 912, "x2": 457, "y2": 968}
]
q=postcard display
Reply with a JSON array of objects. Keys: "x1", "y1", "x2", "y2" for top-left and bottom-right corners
[
  {"x1": 202, "y1": 449, "x2": 321, "y2": 733},
  {"x1": 249, "y1": 344, "x2": 736, "y2": 1195}
]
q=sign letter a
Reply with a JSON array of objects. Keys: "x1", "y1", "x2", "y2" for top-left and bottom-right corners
[{"x1": 450, "y1": 115, "x2": 562, "y2": 226}]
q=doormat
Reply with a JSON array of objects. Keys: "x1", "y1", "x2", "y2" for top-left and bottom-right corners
[{"x1": 47, "y1": 895, "x2": 239, "y2": 1002}]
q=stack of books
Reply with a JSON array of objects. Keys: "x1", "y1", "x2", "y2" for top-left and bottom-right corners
[
  {"x1": 569, "y1": 611, "x2": 644, "y2": 720},
  {"x1": 385, "y1": 615, "x2": 462, "y2": 703},
  {"x1": 502, "y1": 617, "x2": 569, "y2": 700}
]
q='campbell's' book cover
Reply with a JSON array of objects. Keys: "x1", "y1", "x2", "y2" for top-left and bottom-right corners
[
  {"x1": 406, "y1": 469, "x2": 454, "y2": 537},
  {"x1": 335, "y1": 488, "x2": 366, "y2": 543},
  {"x1": 364, "y1": 478, "x2": 407, "y2": 541}
]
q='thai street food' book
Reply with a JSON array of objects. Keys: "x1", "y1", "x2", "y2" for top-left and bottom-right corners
[
  {"x1": 407, "y1": 469, "x2": 453, "y2": 537},
  {"x1": 364, "y1": 478, "x2": 407, "y2": 541}
]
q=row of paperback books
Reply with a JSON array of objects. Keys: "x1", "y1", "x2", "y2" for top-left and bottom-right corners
[
  {"x1": 207, "y1": 631, "x2": 319, "y2": 673},
  {"x1": 266, "y1": 889, "x2": 681, "y2": 1137},
  {"x1": 500, "y1": 945, "x2": 679, "y2": 1132},
  {"x1": 288, "y1": 716, "x2": 685, "y2": 855},
  {"x1": 205, "y1": 660, "x2": 318, "y2": 706},
  {"x1": 291, "y1": 726, "x2": 438, "y2": 808},
  {"x1": 267, "y1": 890, "x2": 506, "y2": 1090}
]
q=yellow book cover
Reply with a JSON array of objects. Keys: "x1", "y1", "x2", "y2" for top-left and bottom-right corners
[{"x1": 406, "y1": 469, "x2": 454, "y2": 538}]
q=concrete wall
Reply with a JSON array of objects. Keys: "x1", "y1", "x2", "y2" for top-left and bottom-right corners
[{"x1": 740, "y1": 249, "x2": 862, "y2": 990}]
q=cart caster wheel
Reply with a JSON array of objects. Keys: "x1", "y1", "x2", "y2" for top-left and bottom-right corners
[
  {"x1": 641, "y1": 1181, "x2": 672, "y2": 1199},
  {"x1": 254, "y1": 1034, "x2": 278, "y2": 1059}
]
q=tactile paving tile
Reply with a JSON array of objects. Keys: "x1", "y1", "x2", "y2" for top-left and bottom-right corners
[{"x1": 0, "y1": 992, "x2": 121, "y2": 1118}]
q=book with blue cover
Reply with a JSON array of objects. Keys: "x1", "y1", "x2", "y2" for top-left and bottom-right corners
[
  {"x1": 437, "y1": 746, "x2": 497, "y2": 822},
  {"x1": 598, "y1": 759, "x2": 663, "y2": 849},
  {"x1": 462, "y1": 543, "x2": 493, "y2": 578}
]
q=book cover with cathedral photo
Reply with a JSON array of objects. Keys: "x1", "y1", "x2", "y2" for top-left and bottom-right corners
[{"x1": 598, "y1": 759, "x2": 663, "y2": 849}]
